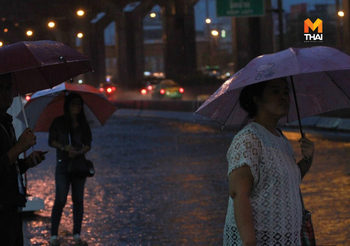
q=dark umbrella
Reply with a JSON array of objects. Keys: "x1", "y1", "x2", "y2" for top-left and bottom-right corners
[
  {"x1": 1, "y1": 40, "x2": 92, "y2": 162},
  {"x1": 0, "y1": 40, "x2": 92, "y2": 95}
]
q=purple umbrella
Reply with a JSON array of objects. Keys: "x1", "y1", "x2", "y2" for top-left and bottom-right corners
[{"x1": 195, "y1": 46, "x2": 350, "y2": 136}]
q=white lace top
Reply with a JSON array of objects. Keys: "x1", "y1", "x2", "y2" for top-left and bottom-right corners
[{"x1": 223, "y1": 122, "x2": 302, "y2": 246}]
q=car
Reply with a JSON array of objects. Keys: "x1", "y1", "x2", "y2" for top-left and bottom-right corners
[
  {"x1": 98, "y1": 82, "x2": 118, "y2": 102},
  {"x1": 151, "y1": 79, "x2": 184, "y2": 99},
  {"x1": 140, "y1": 79, "x2": 162, "y2": 96}
]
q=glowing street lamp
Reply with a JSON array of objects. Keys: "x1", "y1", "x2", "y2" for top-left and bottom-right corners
[
  {"x1": 0, "y1": 42, "x2": 3, "y2": 47},
  {"x1": 48, "y1": 21, "x2": 55, "y2": 28},
  {"x1": 77, "y1": 10, "x2": 85, "y2": 17},
  {"x1": 26, "y1": 30, "x2": 33, "y2": 36},
  {"x1": 205, "y1": 18, "x2": 211, "y2": 24},
  {"x1": 338, "y1": 11, "x2": 345, "y2": 17},
  {"x1": 211, "y1": 30, "x2": 219, "y2": 36},
  {"x1": 77, "y1": 32, "x2": 83, "y2": 38},
  {"x1": 150, "y1": 13, "x2": 156, "y2": 18}
]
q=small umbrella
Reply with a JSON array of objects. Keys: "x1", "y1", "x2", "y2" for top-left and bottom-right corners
[
  {"x1": 17, "y1": 82, "x2": 117, "y2": 132},
  {"x1": 0, "y1": 40, "x2": 92, "y2": 95},
  {"x1": 195, "y1": 46, "x2": 350, "y2": 136}
]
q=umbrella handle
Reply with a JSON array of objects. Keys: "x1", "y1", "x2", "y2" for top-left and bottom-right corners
[
  {"x1": 290, "y1": 76, "x2": 304, "y2": 138},
  {"x1": 17, "y1": 96, "x2": 37, "y2": 166}
]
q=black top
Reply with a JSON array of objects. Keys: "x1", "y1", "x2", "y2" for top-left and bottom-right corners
[
  {"x1": 48, "y1": 115, "x2": 92, "y2": 174},
  {"x1": 0, "y1": 113, "x2": 29, "y2": 206}
]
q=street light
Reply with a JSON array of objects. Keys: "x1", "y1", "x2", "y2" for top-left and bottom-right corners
[
  {"x1": 211, "y1": 30, "x2": 219, "y2": 36},
  {"x1": 77, "y1": 32, "x2": 83, "y2": 38},
  {"x1": 77, "y1": 10, "x2": 85, "y2": 17},
  {"x1": 150, "y1": 13, "x2": 156, "y2": 18},
  {"x1": 0, "y1": 41, "x2": 3, "y2": 47},
  {"x1": 48, "y1": 21, "x2": 55, "y2": 28},
  {"x1": 338, "y1": 11, "x2": 345, "y2": 17},
  {"x1": 205, "y1": 18, "x2": 211, "y2": 24},
  {"x1": 26, "y1": 30, "x2": 33, "y2": 36}
]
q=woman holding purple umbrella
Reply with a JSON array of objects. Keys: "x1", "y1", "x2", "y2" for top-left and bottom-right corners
[
  {"x1": 48, "y1": 93, "x2": 91, "y2": 246},
  {"x1": 223, "y1": 78, "x2": 315, "y2": 245}
]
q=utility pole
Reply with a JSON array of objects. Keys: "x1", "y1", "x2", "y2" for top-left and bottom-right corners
[
  {"x1": 206, "y1": 0, "x2": 212, "y2": 66},
  {"x1": 336, "y1": 0, "x2": 343, "y2": 51},
  {"x1": 277, "y1": 0, "x2": 284, "y2": 50},
  {"x1": 342, "y1": 0, "x2": 350, "y2": 54}
]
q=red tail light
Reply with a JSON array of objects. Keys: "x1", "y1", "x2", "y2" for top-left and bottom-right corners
[
  {"x1": 141, "y1": 89, "x2": 147, "y2": 95},
  {"x1": 147, "y1": 85, "x2": 153, "y2": 91},
  {"x1": 160, "y1": 89, "x2": 166, "y2": 94},
  {"x1": 179, "y1": 88, "x2": 184, "y2": 93},
  {"x1": 106, "y1": 87, "x2": 112, "y2": 93},
  {"x1": 25, "y1": 95, "x2": 31, "y2": 101},
  {"x1": 99, "y1": 88, "x2": 104, "y2": 92}
]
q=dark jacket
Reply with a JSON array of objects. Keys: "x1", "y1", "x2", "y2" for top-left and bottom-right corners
[
  {"x1": 48, "y1": 115, "x2": 92, "y2": 174},
  {"x1": 0, "y1": 113, "x2": 29, "y2": 206}
]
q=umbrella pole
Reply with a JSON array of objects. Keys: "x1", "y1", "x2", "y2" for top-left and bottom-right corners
[
  {"x1": 290, "y1": 76, "x2": 304, "y2": 137},
  {"x1": 18, "y1": 95, "x2": 37, "y2": 166},
  {"x1": 18, "y1": 96, "x2": 29, "y2": 128}
]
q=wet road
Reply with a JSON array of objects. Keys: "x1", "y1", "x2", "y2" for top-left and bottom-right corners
[{"x1": 23, "y1": 114, "x2": 350, "y2": 245}]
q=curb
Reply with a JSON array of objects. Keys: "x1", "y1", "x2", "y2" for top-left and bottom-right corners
[{"x1": 114, "y1": 109, "x2": 350, "y2": 132}]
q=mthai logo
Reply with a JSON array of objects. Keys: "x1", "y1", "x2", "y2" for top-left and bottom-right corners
[{"x1": 304, "y1": 18, "x2": 323, "y2": 42}]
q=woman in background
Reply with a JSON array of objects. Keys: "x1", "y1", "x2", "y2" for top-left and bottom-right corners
[{"x1": 49, "y1": 93, "x2": 91, "y2": 246}]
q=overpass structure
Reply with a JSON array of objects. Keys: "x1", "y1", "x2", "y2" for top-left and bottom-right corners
[{"x1": 0, "y1": 0, "x2": 275, "y2": 88}]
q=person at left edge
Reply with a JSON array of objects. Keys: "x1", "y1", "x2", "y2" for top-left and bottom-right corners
[{"x1": 0, "y1": 73, "x2": 46, "y2": 245}]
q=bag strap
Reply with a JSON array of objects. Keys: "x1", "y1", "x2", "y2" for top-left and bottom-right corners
[
  {"x1": 299, "y1": 189, "x2": 306, "y2": 215},
  {"x1": 68, "y1": 131, "x2": 72, "y2": 145}
]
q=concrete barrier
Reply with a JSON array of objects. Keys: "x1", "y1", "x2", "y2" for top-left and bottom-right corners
[
  {"x1": 115, "y1": 100, "x2": 206, "y2": 113},
  {"x1": 316, "y1": 117, "x2": 342, "y2": 130},
  {"x1": 337, "y1": 119, "x2": 350, "y2": 131}
]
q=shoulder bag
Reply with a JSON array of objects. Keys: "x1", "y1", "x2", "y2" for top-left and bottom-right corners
[
  {"x1": 300, "y1": 190, "x2": 316, "y2": 245},
  {"x1": 68, "y1": 154, "x2": 95, "y2": 178},
  {"x1": 67, "y1": 132, "x2": 95, "y2": 178}
]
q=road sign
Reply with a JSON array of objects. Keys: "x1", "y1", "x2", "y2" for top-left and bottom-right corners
[{"x1": 216, "y1": 0, "x2": 265, "y2": 17}]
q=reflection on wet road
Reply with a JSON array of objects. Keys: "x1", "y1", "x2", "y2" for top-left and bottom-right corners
[{"x1": 24, "y1": 116, "x2": 350, "y2": 245}]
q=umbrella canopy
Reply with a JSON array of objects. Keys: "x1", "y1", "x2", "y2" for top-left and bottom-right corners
[
  {"x1": 0, "y1": 40, "x2": 92, "y2": 95},
  {"x1": 195, "y1": 46, "x2": 350, "y2": 129},
  {"x1": 17, "y1": 82, "x2": 117, "y2": 132}
]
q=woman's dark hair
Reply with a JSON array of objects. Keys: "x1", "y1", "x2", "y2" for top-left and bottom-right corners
[
  {"x1": 64, "y1": 92, "x2": 88, "y2": 127},
  {"x1": 239, "y1": 81, "x2": 268, "y2": 119}
]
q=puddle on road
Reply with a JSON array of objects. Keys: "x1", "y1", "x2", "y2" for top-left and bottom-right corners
[{"x1": 24, "y1": 118, "x2": 350, "y2": 245}]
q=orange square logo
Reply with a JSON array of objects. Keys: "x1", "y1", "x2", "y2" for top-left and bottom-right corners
[{"x1": 304, "y1": 18, "x2": 323, "y2": 42}]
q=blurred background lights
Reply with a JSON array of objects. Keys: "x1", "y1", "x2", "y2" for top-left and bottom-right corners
[
  {"x1": 77, "y1": 10, "x2": 85, "y2": 16},
  {"x1": 48, "y1": 21, "x2": 55, "y2": 28},
  {"x1": 211, "y1": 30, "x2": 219, "y2": 36},
  {"x1": 221, "y1": 30, "x2": 226, "y2": 38}
]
